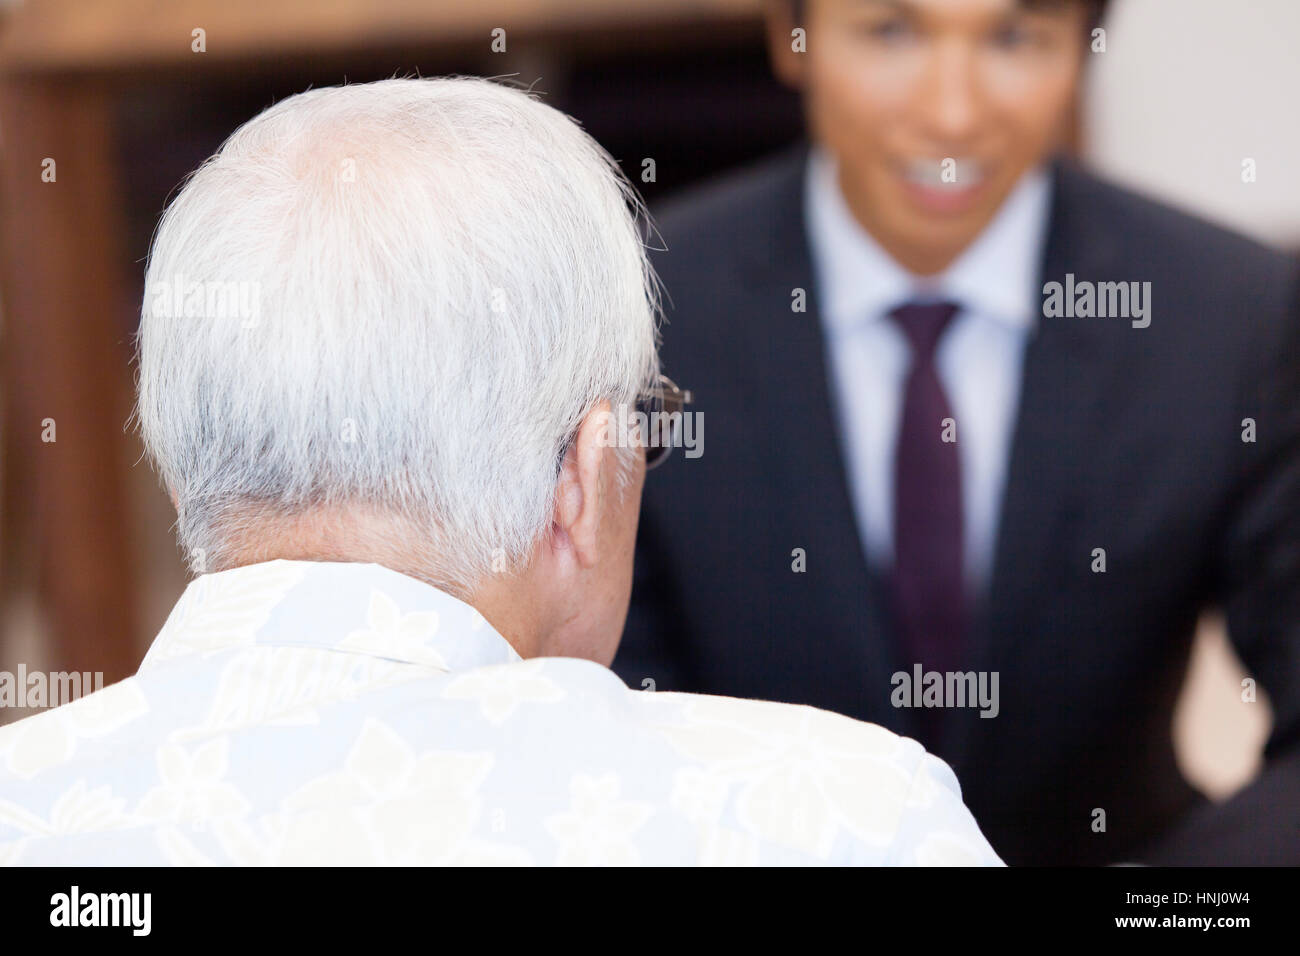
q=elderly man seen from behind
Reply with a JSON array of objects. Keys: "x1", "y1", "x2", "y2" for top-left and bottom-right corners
[{"x1": 0, "y1": 77, "x2": 1000, "y2": 866}]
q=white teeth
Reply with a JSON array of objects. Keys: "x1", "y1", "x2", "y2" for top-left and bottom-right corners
[{"x1": 904, "y1": 158, "x2": 985, "y2": 189}]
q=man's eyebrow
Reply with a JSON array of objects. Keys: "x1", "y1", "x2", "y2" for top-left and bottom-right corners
[
  {"x1": 1010, "y1": 0, "x2": 1080, "y2": 17},
  {"x1": 850, "y1": 0, "x2": 1073, "y2": 15},
  {"x1": 852, "y1": 0, "x2": 914, "y2": 11}
]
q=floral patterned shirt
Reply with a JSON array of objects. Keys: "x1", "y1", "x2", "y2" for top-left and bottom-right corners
[{"x1": 0, "y1": 560, "x2": 1002, "y2": 865}]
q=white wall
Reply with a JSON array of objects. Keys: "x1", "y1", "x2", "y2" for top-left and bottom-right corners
[{"x1": 1083, "y1": 0, "x2": 1300, "y2": 249}]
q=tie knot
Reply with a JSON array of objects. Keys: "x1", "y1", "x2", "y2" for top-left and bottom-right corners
[{"x1": 888, "y1": 301, "x2": 960, "y2": 360}]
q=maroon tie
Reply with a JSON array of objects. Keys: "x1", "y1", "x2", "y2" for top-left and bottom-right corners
[{"x1": 888, "y1": 301, "x2": 966, "y2": 718}]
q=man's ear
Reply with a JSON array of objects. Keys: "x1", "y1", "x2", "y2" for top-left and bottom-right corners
[
  {"x1": 553, "y1": 400, "x2": 614, "y2": 570},
  {"x1": 766, "y1": 0, "x2": 808, "y2": 90}
]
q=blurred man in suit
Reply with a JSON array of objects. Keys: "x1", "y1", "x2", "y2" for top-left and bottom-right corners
[{"x1": 615, "y1": 0, "x2": 1300, "y2": 864}]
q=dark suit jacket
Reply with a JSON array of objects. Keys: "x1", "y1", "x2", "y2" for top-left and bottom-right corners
[{"x1": 614, "y1": 145, "x2": 1300, "y2": 866}]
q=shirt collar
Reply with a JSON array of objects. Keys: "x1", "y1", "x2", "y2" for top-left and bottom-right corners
[
  {"x1": 804, "y1": 144, "x2": 1053, "y2": 335},
  {"x1": 139, "y1": 559, "x2": 522, "y2": 674}
]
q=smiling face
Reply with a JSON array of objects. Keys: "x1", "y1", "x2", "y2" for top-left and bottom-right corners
[{"x1": 770, "y1": 0, "x2": 1089, "y2": 275}]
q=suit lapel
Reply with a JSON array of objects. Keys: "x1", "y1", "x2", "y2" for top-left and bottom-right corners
[
  {"x1": 945, "y1": 159, "x2": 1127, "y2": 767},
  {"x1": 734, "y1": 148, "x2": 902, "y2": 730}
]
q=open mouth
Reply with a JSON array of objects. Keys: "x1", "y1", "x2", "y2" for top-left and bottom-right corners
[{"x1": 898, "y1": 157, "x2": 989, "y2": 214}]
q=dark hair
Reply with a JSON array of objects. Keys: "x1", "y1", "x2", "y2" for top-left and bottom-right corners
[{"x1": 787, "y1": 0, "x2": 1111, "y2": 32}]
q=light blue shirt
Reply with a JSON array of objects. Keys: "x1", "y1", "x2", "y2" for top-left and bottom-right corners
[
  {"x1": 0, "y1": 560, "x2": 1002, "y2": 865},
  {"x1": 805, "y1": 148, "x2": 1053, "y2": 591}
]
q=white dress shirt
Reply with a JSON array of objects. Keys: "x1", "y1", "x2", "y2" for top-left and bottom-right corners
[
  {"x1": 805, "y1": 148, "x2": 1053, "y2": 591},
  {"x1": 0, "y1": 560, "x2": 1002, "y2": 865}
]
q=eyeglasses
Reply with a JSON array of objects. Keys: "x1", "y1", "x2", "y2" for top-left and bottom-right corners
[
  {"x1": 554, "y1": 373, "x2": 694, "y2": 473},
  {"x1": 637, "y1": 374, "x2": 693, "y2": 471}
]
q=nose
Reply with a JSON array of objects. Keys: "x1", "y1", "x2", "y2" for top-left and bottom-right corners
[{"x1": 912, "y1": 40, "x2": 982, "y2": 146}]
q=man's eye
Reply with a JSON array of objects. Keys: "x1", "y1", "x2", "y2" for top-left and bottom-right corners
[
  {"x1": 860, "y1": 18, "x2": 915, "y2": 42},
  {"x1": 990, "y1": 24, "x2": 1038, "y2": 49}
]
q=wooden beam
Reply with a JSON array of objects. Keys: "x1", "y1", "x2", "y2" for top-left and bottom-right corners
[{"x1": 0, "y1": 0, "x2": 761, "y2": 75}]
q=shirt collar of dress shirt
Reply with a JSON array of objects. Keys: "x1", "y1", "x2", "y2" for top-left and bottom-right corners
[
  {"x1": 804, "y1": 144, "x2": 1053, "y2": 335},
  {"x1": 138, "y1": 558, "x2": 522, "y2": 674}
]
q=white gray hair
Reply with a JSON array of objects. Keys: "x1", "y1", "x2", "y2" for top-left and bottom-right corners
[{"x1": 136, "y1": 77, "x2": 661, "y2": 596}]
